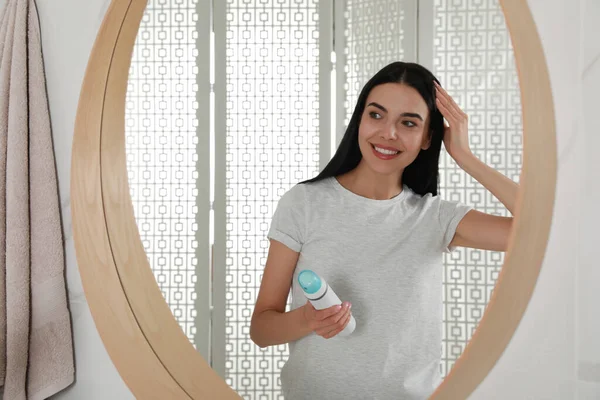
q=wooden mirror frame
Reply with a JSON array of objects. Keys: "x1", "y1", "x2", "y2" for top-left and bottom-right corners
[{"x1": 71, "y1": 0, "x2": 556, "y2": 398}]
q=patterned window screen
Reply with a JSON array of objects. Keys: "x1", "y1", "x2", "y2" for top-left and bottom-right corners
[
  {"x1": 124, "y1": 0, "x2": 211, "y2": 360},
  {"x1": 124, "y1": 0, "x2": 522, "y2": 398},
  {"x1": 432, "y1": 0, "x2": 522, "y2": 376},
  {"x1": 217, "y1": 0, "x2": 322, "y2": 397},
  {"x1": 339, "y1": 0, "x2": 417, "y2": 128}
]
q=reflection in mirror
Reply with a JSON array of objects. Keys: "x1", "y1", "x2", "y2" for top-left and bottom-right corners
[{"x1": 125, "y1": 0, "x2": 522, "y2": 398}]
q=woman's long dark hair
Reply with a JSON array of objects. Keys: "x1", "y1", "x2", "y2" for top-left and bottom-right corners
[{"x1": 302, "y1": 62, "x2": 444, "y2": 196}]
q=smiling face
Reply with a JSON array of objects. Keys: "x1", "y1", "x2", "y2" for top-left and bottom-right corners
[{"x1": 357, "y1": 83, "x2": 432, "y2": 178}]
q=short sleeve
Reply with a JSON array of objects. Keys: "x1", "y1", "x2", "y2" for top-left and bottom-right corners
[
  {"x1": 267, "y1": 184, "x2": 307, "y2": 252},
  {"x1": 438, "y1": 199, "x2": 473, "y2": 253}
]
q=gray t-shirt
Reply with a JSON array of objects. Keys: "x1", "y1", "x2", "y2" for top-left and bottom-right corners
[{"x1": 267, "y1": 177, "x2": 472, "y2": 400}]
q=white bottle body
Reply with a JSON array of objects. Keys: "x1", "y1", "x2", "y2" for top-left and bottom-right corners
[{"x1": 304, "y1": 278, "x2": 356, "y2": 337}]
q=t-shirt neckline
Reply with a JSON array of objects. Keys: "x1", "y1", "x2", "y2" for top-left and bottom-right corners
[{"x1": 330, "y1": 176, "x2": 410, "y2": 205}]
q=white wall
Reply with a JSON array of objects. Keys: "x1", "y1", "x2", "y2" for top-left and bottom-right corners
[
  {"x1": 18, "y1": 0, "x2": 594, "y2": 398},
  {"x1": 577, "y1": 0, "x2": 600, "y2": 398}
]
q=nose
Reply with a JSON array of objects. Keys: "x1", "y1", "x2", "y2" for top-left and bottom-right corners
[{"x1": 380, "y1": 123, "x2": 397, "y2": 140}]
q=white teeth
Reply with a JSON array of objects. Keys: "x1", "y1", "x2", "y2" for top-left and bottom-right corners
[{"x1": 374, "y1": 146, "x2": 399, "y2": 155}]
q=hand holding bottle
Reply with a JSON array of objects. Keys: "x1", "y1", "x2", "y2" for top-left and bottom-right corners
[
  {"x1": 302, "y1": 301, "x2": 352, "y2": 339},
  {"x1": 298, "y1": 269, "x2": 356, "y2": 337}
]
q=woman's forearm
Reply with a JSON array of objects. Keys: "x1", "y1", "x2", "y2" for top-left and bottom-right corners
[
  {"x1": 455, "y1": 151, "x2": 519, "y2": 215},
  {"x1": 250, "y1": 305, "x2": 313, "y2": 348}
]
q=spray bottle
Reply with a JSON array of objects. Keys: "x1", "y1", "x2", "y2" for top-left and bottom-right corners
[{"x1": 297, "y1": 269, "x2": 356, "y2": 336}]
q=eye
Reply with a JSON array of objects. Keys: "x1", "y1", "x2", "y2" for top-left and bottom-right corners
[
  {"x1": 403, "y1": 120, "x2": 418, "y2": 128},
  {"x1": 369, "y1": 111, "x2": 382, "y2": 120}
]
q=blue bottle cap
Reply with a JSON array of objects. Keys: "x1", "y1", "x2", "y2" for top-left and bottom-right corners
[{"x1": 298, "y1": 270, "x2": 322, "y2": 294}]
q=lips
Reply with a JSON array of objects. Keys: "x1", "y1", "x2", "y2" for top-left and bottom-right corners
[{"x1": 370, "y1": 143, "x2": 402, "y2": 160}]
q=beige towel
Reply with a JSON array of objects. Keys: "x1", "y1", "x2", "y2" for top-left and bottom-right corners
[
  {"x1": 0, "y1": 0, "x2": 75, "y2": 399},
  {"x1": 0, "y1": 0, "x2": 15, "y2": 388}
]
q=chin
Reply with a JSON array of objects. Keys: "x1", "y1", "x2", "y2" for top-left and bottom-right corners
[{"x1": 363, "y1": 157, "x2": 404, "y2": 176}]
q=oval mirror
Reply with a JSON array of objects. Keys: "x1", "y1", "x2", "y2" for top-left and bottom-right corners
[{"x1": 71, "y1": 0, "x2": 556, "y2": 398}]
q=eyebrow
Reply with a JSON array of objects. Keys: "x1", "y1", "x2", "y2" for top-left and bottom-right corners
[{"x1": 366, "y1": 102, "x2": 424, "y2": 121}]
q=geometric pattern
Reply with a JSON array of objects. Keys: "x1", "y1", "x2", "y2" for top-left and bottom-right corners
[
  {"x1": 124, "y1": 0, "x2": 521, "y2": 397},
  {"x1": 342, "y1": 0, "x2": 410, "y2": 127},
  {"x1": 224, "y1": 0, "x2": 321, "y2": 398},
  {"x1": 125, "y1": 0, "x2": 200, "y2": 345},
  {"x1": 433, "y1": 0, "x2": 522, "y2": 377}
]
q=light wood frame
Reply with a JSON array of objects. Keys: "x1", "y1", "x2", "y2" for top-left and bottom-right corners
[{"x1": 71, "y1": 0, "x2": 557, "y2": 398}]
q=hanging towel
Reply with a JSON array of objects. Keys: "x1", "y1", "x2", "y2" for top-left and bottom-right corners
[{"x1": 0, "y1": 0, "x2": 75, "y2": 399}]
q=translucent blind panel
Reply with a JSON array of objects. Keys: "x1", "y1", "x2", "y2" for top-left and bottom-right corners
[
  {"x1": 433, "y1": 0, "x2": 522, "y2": 376},
  {"x1": 221, "y1": 0, "x2": 321, "y2": 397},
  {"x1": 124, "y1": 0, "x2": 209, "y2": 355},
  {"x1": 339, "y1": 0, "x2": 417, "y2": 128}
]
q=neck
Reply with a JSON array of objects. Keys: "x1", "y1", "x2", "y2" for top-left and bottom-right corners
[{"x1": 337, "y1": 161, "x2": 404, "y2": 200}]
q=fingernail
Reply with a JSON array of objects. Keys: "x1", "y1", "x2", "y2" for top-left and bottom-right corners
[{"x1": 335, "y1": 305, "x2": 342, "y2": 311}]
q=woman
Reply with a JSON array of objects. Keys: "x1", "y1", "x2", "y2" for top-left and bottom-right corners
[{"x1": 250, "y1": 62, "x2": 517, "y2": 399}]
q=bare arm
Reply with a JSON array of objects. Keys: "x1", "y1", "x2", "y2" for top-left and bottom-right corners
[
  {"x1": 451, "y1": 209, "x2": 513, "y2": 252},
  {"x1": 250, "y1": 240, "x2": 312, "y2": 348},
  {"x1": 455, "y1": 152, "x2": 519, "y2": 215},
  {"x1": 435, "y1": 82, "x2": 518, "y2": 252},
  {"x1": 251, "y1": 240, "x2": 351, "y2": 348},
  {"x1": 450, "y1": 153, "x2": 517, "y2": 252}
]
